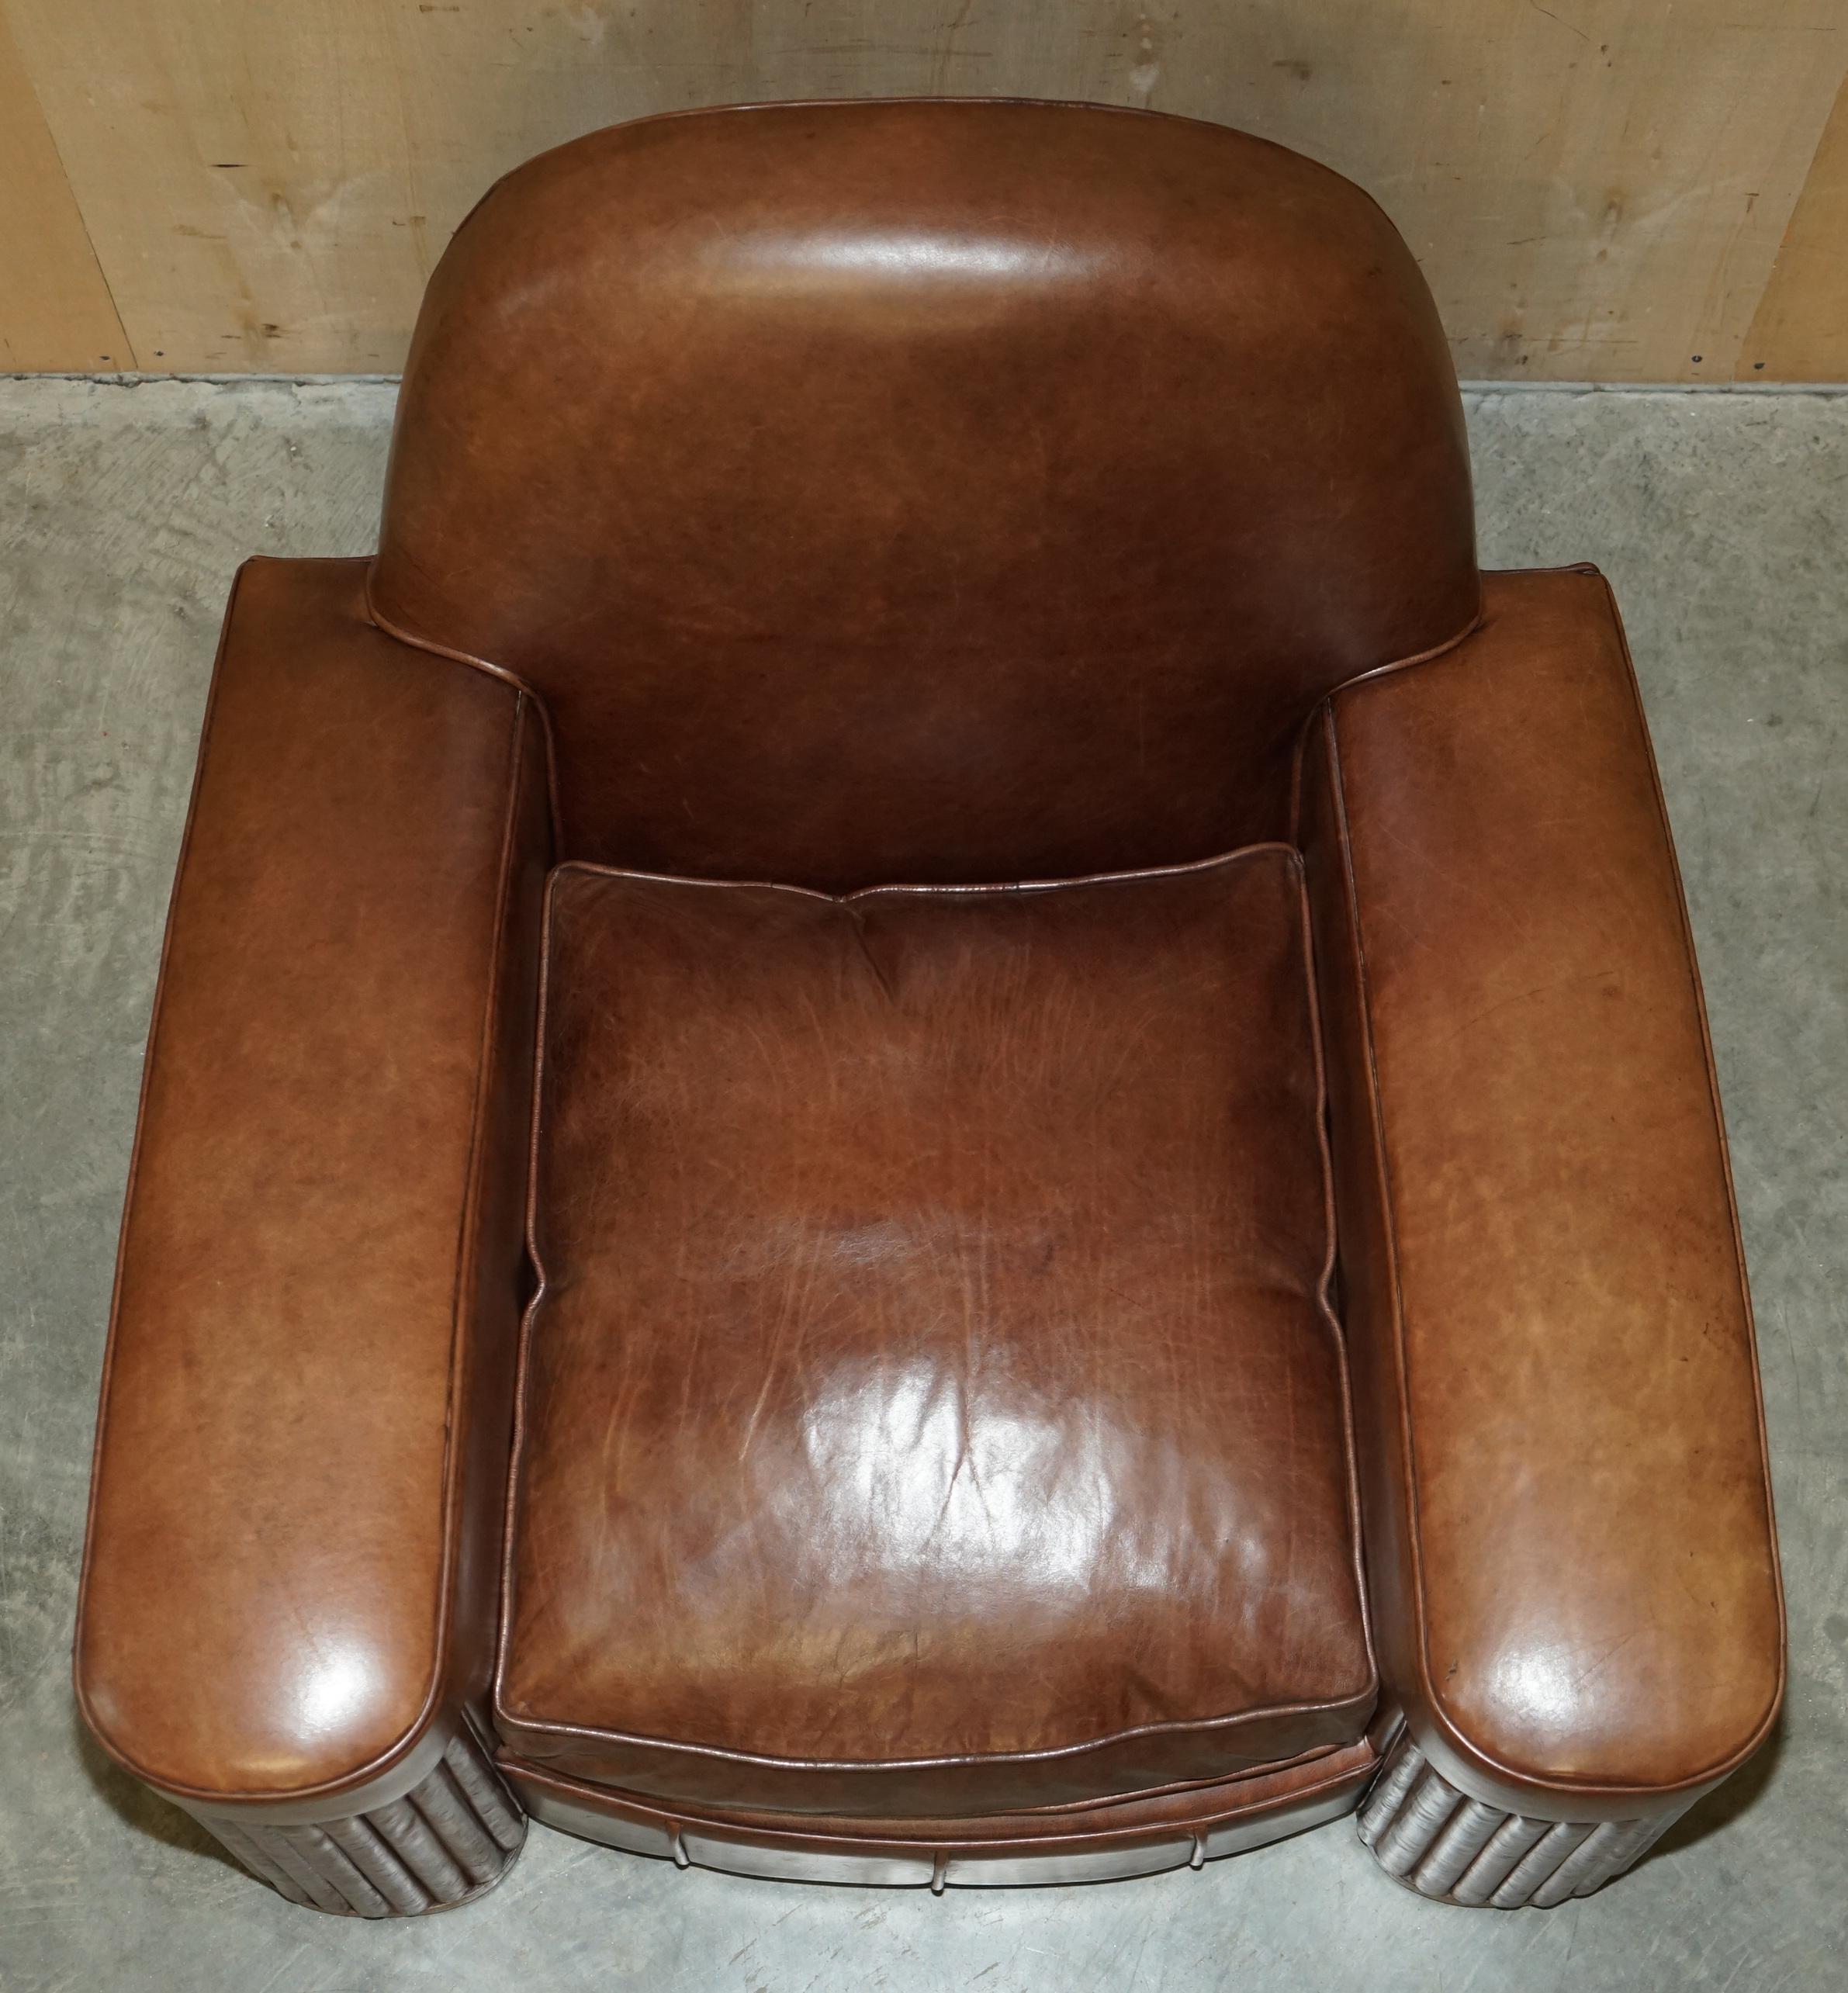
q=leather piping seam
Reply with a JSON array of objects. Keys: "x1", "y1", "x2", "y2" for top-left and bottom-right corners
[
  {"x1": 75, "y1": 598, "x2": 537, "y2": 1808},
  {"x1": 1324, "y1": 569, "x2": 1785, "y2": 1804},
  {"x1": 504, "y1": 1752, "x2": 1372, "y2": 1858},
  {"x1": 493, "y1": 842, "x2": 1378, "y2": 1770},
  {"x1": 546, "y1": 839, "x2": 1306, "y2": 904},
  {"x1": 365, "y1": 566, "x2": 562, "y2": 849},
  {"x1": 1321, "y1": 592, "x2": 1487, "y2": 704},
  {"x1": 919, "y1": 1738, "x2": 1348, "y2": 1821},
  {"x1": 493, "y1": 860, "x2": 566, "y2": 1741},
  {"x1": 422, "y1": 687, "x2": 536, "y2": 1777},
  {"x1": 365, "y1": 569, "x2": 1483, "y2": 891},
  {"x1": 1286, "y1": 593, "x2": 1493, "y2": 842},
  {"x1": 1289, "y1": 849, "x2": 1383, "y2": 1717},
  {"x1": 504, "y1": 1734, "x2": 1355, "y2": 1836},
  {"x1": 496, "y1": 1701, "x2": 1375, "y2": 1779}
]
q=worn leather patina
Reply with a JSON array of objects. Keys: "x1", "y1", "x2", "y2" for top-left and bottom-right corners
[{"x1": 75, "y1": 102, "x2": 1782, "y2": 1915}]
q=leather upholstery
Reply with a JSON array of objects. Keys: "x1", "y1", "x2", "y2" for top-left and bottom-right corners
[
  {"x1": 74, "y1": 101, "x2": 1782, "y2": 1907},
  {"x1": 498, "y1": 852, "x2": 1374, "y2": 1813},
  {"x1": 76, "y1": 559, "x2": 550, "y2": 1804},
  {"x1": 371, "y1": 99, "x2": 1479, "y2": 888},
  {"x1": 1296, "y1": 567, "x2": 1784, "y2": 1819},
  {"x1": 504, "y1": 1736, "x2": 1381, "y2": 1882}
]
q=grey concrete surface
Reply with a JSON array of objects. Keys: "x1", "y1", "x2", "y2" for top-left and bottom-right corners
[{"x1": 2, "y1": 376, "x2": 1843, "y2": 1991}]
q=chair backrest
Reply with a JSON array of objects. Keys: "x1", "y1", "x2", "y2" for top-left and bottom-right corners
[{"x1": 372, "y1": 99, "x2": 1478, "y2": 890}]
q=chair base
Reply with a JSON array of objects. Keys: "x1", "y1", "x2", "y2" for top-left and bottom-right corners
[
  {"x1": 193, "y1": 1724, "x2": 1691, "y2": 1911},
  {"x1": 1357, "y1": 1732, "x2": 1680, "y2": 1908},
  {"x1": 505, "y1": 1742, "x2": 1376, "y2": 1890},
  {"x1": 191, "y1": 1728, "x2": 526, "y2": 1918}
]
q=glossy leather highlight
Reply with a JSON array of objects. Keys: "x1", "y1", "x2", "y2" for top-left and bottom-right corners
[
  {"x1": 372, "y1": 99, "x2": 1479, "y2": 889},
  {"x1": 76, "y1": 559, "x2": 550, "y2": 1804},
  {"x1": 498, "y1": 851, "x2": 1374, "y2": 1814},
  {"x1": 74, "y1": 102, "x2": 1782, "y2": 1912},
  {"x1": 1296, "y1": 567, "x2": 1784, "y2": 1818}
]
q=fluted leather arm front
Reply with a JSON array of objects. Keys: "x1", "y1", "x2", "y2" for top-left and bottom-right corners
[
  {"x1": 76, "y1": 558, "x2": 549, "y2": 1815},
  {"x1": 1298, "y1": 566, "x2": 1784, "y2": 1825}
]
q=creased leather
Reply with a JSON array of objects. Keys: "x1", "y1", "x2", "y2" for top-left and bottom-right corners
[{"x1": 497, "y1": 849, "x2": 1375, "y2": 1815}]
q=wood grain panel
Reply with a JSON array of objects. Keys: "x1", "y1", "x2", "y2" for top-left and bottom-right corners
[
  {"x1": 4, "y1": 2, "x2": 1846, "y2": 379},
  {"x1": 0, "y1": 5, "x2": 130, "y2": 369},
  {"x1": 4, "y1": 0, "x2": 425, "y2": 371},
  {"x1": 1741, "y1": 71, "x2": 1848, "y2": 381}
]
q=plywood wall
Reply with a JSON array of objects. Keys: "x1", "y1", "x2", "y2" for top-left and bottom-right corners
[{"x1": 2, "y1": 1, "x2": 1846, "y2": 381}]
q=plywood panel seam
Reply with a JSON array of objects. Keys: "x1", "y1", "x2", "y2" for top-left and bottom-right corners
[
  {"x1": 29, "y1": 106, "x2": 139, "y2": 371},
  {"x1": 0, "y1": 0, "x2": 135, "y2": 368},
  {"x1": 1737, "y1": 65, "x2": 1848, "y2": 381}
]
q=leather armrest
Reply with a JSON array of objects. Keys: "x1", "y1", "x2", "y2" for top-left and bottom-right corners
[
  {"x1": 1298, "y1": 566, "x2": 1784, "y2": 1822},
  {"x1": 75, "y1": 558, "x2": 551, "y2": 1814}
]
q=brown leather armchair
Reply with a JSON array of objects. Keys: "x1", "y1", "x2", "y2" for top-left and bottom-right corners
[{"x1": 74, "y1": 100, "x2": 1784, "y2": 1918}]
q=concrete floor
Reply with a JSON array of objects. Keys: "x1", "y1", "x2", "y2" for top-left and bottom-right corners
[{"x1": 2, "y1": 375, "x2": 1843, "y2": 1991}]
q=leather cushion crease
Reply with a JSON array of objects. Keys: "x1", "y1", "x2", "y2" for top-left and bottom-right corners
[{"x1": 497, "y1": 850, "x2": 1376, "y2": 1816}]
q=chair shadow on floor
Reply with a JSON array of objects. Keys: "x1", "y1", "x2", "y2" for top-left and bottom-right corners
[
  {"x1": 71, "y1": 1701, "x2": 244, "y2": 1878},
  {"x1": 1638, "y1": 1710, "x2": 1787, "y2": 1870}
]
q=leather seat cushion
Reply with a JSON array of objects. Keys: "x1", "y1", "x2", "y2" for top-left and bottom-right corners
[{"x1": 497, "y1": 847, "x2": 1375, "y2": 1818}]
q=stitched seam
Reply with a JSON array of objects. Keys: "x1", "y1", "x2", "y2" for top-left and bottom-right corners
[
  {"x1": 420, "y1": 690, "x2": 534, "y2": 1778},
  {"x1": 1323, "y1": 703, "x2": 1429, "y2": 1776},
  {"x1": 497, "y1": 1688, "x2": 1376, "y2": 1777},
  {"x1": 363, "y1": 573, "x2": 1492, "y2": 889},
  {"x1": 1284, "y1": 590, "x2": 1520, "y2": 846},
  {"x1": 509, "y1": 1736, "x2": 1351, "y2": 1828},
  {"x1": 1330, "y1": 574, "x2": 1787, "y2": 1801},
  {"x1": 365, "y1": 567, "x2": 564, "y2": 851},
  {"x1": 542, "y1": 842, "x2": 1306, "y2": 906},
  {"x1": 497, "y1": 842, "x2": 1376, "y2": 1766},
  {"x1": 946, "y1": 1740, "x2": 1347, "y2": 1819},
  {"x1": 1289, "y1": 844, "x2": 1382, "y2": 1713},
  {"x1": 492, "y1": 863, "x2": 566, "y2": 1735},
  {"x1": 1319, "y1": 595, "x2": 1486, "y2": 707}
]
